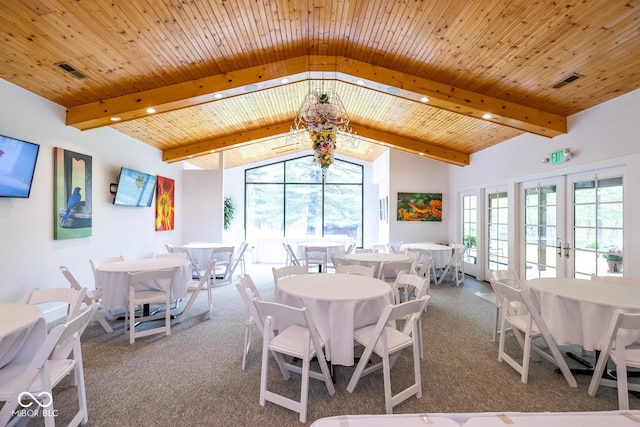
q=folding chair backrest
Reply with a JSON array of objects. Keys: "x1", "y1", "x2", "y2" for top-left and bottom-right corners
[
  {"x1": 490, "y1": 268, "x2": 523, "y2": 289},
  {"x1": 272, "y1": 265, "x2": 308, "y2": 285},
  {"x1": 371, "y1": 297, "x2": 430, "y2": 339},
  {"x1": 254, "y1": 300, "x2": 321, "y2": 348},
  {"x1": 236, "y1": 279, "x2": 264, "y2": 332},
  {"x1": 27, "y1": 287, "x2": 87, "y2": 322},
  {"x1": 128, "y1": 268, "x2": 174, "y2": 291},
  {"x1": 380, "y1": 259, "x2": 414, "y2": 282}
]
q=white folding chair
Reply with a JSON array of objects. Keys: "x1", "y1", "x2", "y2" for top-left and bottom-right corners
[
  {"x1": 272, "y1": 265, "x2": 308, "y2": 287},
  {"x1": 284, "y1": 243, "x2": 303, "y2": 267},
  {"x1": 304, "y1": 246, "x2": 328, "y2": 273},
  {"x1": 235, "y1": 275, "x2": 264, "y2": 370},
  {"x1": 27, "y1": 286, "x2": 86, "y2": 323},
  {"x1": 125, "y1": 268, "x2": 174, "y2": 344},
  {"x1": 390, "y1": 273, "x2": 430, "y2": 359},
  {"x1": 438, "y1": 244, "x2": 466, "y2": 286},
  {"x1": 0, "y1": 303, "x2": 98, "y2": 427},
  {"x1": 212, "y1": 246, "x2": 235, "y2": 284},
  {"x1": 495, "y1": 281, "x2": 576, "y2": 387},
  {"x1": 380, "y1": 259, "x2": 414, "y2": 284},
  {"x1": 60, "y1": 265, "x2": 114, "y2": 333},
  {"x1": 588, "y1": 310, "x2": 640, "y2": 410},
  {"x1": 253, "y1": 300, "x2": 335, "y2": 423},
  {"x1": 346, "y1": 297, "x2": 430, "y2": 414},
  {"x1": 335, "y1": 264, "x2": 375, "y2": 277},
  {"x1": 177, "y1": 258, "x2": 217, "y2": 323},
  {"x1": 88, "y1": 255, "x2": 124, "y2": 313},
  {"x1": 488, "y1": 269, "x2": 524, "y2": 342}
]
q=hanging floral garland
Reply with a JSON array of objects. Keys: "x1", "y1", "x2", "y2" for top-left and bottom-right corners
[{"x1": 298, "y1": 93, "x2": 342, "y2": 176}]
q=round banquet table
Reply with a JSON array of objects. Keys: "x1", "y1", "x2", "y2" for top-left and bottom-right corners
[
  {"x1": 528, "y1": 277, "x2": 640, "y2": 351},
  {"x1": 0, "y1": 304, "x2": 45, "y2": 369},
  {"x1": 343, "y1": 252, "x2": 410, "y2": 279},
  {"x1": 399, "y1": 242, "x2": 452, "y2": 269},
  {"x1": 274, "y1": 273, "x2": 393, "y2": 366},
  {"x1": 95, "y1": 258, "x2": 191, "y2": 311}
]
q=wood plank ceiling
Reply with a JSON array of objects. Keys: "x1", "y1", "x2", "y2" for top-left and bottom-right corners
[{"x1": 1, "y1": 0, "x2": 639, "y2": 170}]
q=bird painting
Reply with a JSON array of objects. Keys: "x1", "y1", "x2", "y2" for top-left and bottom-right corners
[{"x1": 61, "y1": 186, "x2": 81, "y2": 226}]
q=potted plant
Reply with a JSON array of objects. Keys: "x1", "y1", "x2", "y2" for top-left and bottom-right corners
[
  {"x1": 224, "y1": 197, "x2": 235, "y2": 231},
  {"x1": 602, "y1": 247, "x2": 623, "y2": 273}
]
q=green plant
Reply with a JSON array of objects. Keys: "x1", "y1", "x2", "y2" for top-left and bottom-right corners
[
  {"x1": 463, "y1": 236, "x2": 477, "y2": 248},
  {"x1": 224, "y1": 197, "x2": 235, "y2": 231},
  {"x1": 602, "y1": 247, "x2": 623, "y2": 261}
]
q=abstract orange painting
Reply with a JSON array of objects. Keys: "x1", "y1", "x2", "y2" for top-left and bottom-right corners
[{"x1": 155, "y1": 176, "x2": 175, "y2": 231}]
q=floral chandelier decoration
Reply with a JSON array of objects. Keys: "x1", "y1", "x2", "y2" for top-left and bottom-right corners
[{"x1": 291, "y1": 89, "x2": 352, "y2": 180}]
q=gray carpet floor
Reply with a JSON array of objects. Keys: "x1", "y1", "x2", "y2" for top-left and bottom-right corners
[{"x1": 19, "y1": 264, "x2": 637, "y2": 426}]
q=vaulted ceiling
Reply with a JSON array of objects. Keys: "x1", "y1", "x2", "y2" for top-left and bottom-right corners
[{"x1": 1, "y1": 0, "x2": 639, "y2": 169}]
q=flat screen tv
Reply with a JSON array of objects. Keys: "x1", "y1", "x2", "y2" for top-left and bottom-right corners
[
  {"x1": 113, "y1": 167, "x2": 157, "y2": 207},
  {"x1": 0, "y1": 134, "x2": 40, "y2": 198}
]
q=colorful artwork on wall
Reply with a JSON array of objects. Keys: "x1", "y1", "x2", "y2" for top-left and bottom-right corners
[
  {"x1": 155, "y1": 175, "x2": 175, "y2": 231},
  {"x1": 54, "y1": 147, "x2": 92, "y2": 239},
  {"x1": 397, "y1": 192, "x2": 443, "y2": 222}
]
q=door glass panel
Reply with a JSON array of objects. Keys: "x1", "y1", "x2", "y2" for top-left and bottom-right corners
[
  {"x1": 523, "y1": 185, "x2": 557, "y2": 279},
  {"x1": 462, "y1": 195, "x2": 478, "y2": 264},
  {"x1": 573, "y1": 176, "x2": 623, "y2": 278},
  {"x1": 487, "y1": 191, "x2": 508, "y2": 271}
]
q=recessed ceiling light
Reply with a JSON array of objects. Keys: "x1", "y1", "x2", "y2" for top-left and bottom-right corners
[
  {"x1": 110, "y1": 116, "x2": 121, "y2": 122},
  {"x1": 210, "y1": 149, "x2": 216, "y2": 153},
  {"x1": 419, "y1": 152, "x2": 424, "y2": 156},
  {"x1": 356, "y1": 79, "x2": 365, "y2": 85},
  {"x1": 245, "y1": 84, "x2": 258, "y2": 92},
  {"x1": 146, "y1": 107, "x2": 156, "y2": 114},
  {"x1": 281, "y1": 78, "x2": 289, "y2": 83},
  {"x1": 386, "y1": 87, "x2": 400, "y2": 95},
  {"x1": 482, "y1": 113, "x2": 492, "y2": 119},
  {"x1": 214, "y1": 93, "x2": 223, "y2": 99},
  {"x1": 187, "y1": 155, "x2": 194, "y2": 159},
  {"x1": 420, "y1": 97, "x2": 429, "y2": 103}
]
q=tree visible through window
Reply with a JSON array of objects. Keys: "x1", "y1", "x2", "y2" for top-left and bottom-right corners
[{"x1": 245, "y1": 156, "x2": 363, "y2": 246}]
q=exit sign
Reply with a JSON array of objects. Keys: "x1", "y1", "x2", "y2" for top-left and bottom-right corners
[{"x1": 550, "y1": 149, "x2": 566, "y2": 164}]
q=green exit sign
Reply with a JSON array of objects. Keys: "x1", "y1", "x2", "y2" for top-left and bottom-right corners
[{"x1": 550, "y1": 150, "x2": 566, "y2": 164}]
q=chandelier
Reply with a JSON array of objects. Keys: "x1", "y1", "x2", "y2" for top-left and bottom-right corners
[{"x1": 291, "y1": 88, "x2": 352, "y2": 179}]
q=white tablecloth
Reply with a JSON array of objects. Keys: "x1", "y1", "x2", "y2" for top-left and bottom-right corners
[
  {"x1": 344, "y1": 252, "x2": 411, "y2": 279},
  {"x1": 0, "y1": 304, "x2": 45, "y2": 369},
  {"x1": 528, "y1": 277, "x2": 640, "y2": 350},
  {"x1": 400, "y1": 242, "x2": 452, "y2": 268},
  {"x1": 183, "y1": 242, "x2": 231, "y2": 269},
  {"x1": 311, "y1": 411, "x2": 640, "y2": 427},
  {"x1": 95, "y1": 258, "x2": 191, "y2": 311},
  {"x1": 274, "y1": 273, "x2": 393, "y2": 366}
]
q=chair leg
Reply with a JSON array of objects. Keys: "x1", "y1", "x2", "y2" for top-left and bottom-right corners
[
  {"x1": 242, "y1": 321, "x2": 251, "y2": 371},
  {"x1": 93, "y1": 308, "x2": 114, "y2": 333}
]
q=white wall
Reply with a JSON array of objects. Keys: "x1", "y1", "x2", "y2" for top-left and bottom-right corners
[
  {"x1": 0, "y1": 79, "x2": 184, "y2": 304},
  {"x1": 388, "y1": 150, "x2": 451, "y2": 245},
  {"x1": 183, "y1": 168, "x2": 223, "y2": 243}
]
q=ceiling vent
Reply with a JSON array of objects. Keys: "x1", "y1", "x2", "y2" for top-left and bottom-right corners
[
  {"x1": 55, "y1": 62, "x2": 87, "y2": 79},
  {"x1": 551, "y1": 73, "x2": 583, "y2": 89}
]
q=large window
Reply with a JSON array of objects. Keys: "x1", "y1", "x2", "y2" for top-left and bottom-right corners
[{"x1": 245, "y1": 156, "x2": 363, "y2": 246}]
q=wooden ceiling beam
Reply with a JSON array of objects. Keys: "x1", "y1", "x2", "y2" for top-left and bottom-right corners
[
  {"x1": 162, "y1": 120, "x2": 469, "y2": 167},
  {"x1": 67, "y1": 56, "x2": 566, "y2": 138}
]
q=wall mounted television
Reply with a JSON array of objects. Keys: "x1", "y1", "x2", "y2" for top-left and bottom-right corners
[
  {"x1": 0, "y1": 134, "x2": 40, "y2": 198},
  {"x1": 112, "y1": 167, "x2": 157, "y2": 207}
]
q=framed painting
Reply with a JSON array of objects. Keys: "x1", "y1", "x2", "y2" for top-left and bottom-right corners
[
  {"x1": 397, "y1": 192, "x2": 442, "y2": 222},
  {"x1": 54, "y1": 147, "x2": 92, "y2": 239},
  {"x1": 155, "y1": 175, "x2": 175, "y2": 231}
]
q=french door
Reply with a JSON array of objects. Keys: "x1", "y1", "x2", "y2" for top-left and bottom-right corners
[
  {"x1": 520, "y1": 169, "x2": 624, "y2": 280},
  {"x1": 521, "y1": 178, "x2": 565, "y2": 279}
]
